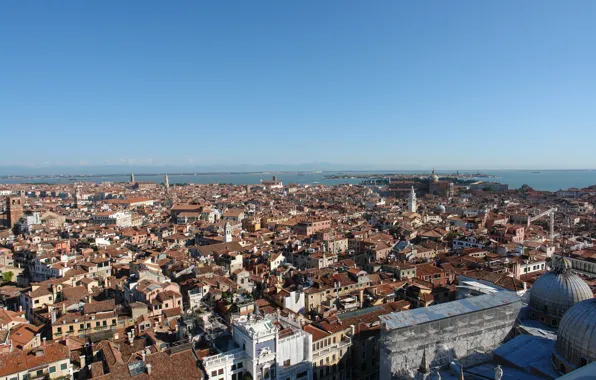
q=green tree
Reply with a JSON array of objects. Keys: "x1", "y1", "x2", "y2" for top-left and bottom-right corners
[{"x1": 2, "y1": 271, "x2": 14, "y2": 283}]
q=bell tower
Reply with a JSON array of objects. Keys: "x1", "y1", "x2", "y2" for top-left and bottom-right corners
[
  {"x1": 407, "y1": 186, "x2": 417, "y2": 213},
  {"x1": 74, "y1": 186, "x2": 81, "y2": 209},
  {"x1": 224, "y1": 222, "x2": 232, "y2": 243},
  {"x1": 6, "y1": 196, "x2": 24, "y2": 228}
]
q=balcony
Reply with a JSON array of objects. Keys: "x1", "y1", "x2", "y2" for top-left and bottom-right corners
[
  {"x1": 312, "y1": 337, "x2": 351, "y2": 360},
  {"x1": 203, "y1": 348, "x2": 246, "y2": 367}
]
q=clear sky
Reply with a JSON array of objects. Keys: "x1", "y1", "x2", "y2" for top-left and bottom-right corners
[{"x1": 1, "y1": 1, "x2": 595, "y2": 171}]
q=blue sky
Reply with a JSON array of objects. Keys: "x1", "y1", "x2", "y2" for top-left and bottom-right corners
[{"x1": 1, "y1": 1, "x2": 595, "y2": 171}]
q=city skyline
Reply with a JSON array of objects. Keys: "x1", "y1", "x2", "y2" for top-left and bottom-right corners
[
  {"x1": 2, "y1": 162, "x2": 596, "y2": 177},
  {"x1": 2, "y1": 1, "x2": 596, "y2": 168}
]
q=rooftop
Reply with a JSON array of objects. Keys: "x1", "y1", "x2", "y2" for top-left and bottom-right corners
[{"x1": 380, "y1": 291, "x2": 521, "y2": 331}]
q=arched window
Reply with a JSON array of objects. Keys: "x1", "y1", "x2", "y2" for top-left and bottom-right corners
[
  {"x1": 580, "y1": 358, "x2": 588, "y2": 367},
  {"x1": 559, "y1": 364, "x2": 566, "y2": 374}
]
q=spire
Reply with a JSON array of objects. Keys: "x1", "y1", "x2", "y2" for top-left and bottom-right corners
[
  {"x1": 418, "y1": 349, "x2": 430, "y2": 375},
  {"x1": 131, "y1": 172, "x2": 135, "y2": 183},
  {"x1": 458, "y1": 364, "x2": 465, "y2": 380}
]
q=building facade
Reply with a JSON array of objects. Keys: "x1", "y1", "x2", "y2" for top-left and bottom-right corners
[{"x1": 379, "y1": 291, "x2": 522, "y2": 379}]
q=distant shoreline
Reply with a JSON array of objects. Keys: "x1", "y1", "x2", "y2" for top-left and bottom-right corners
[{"x1": 1, "y1": 168, "x2": 594, "y2": 180}]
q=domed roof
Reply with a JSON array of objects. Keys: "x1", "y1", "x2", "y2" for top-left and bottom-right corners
[
  {"x1": 436, "y1": 204, "x2": 446, "y2": 213},
  {"x1": 430, "y1": 169, "x2": 439, "y2": 182},
  {"x1": 554, "y1": 298, "x2": 596, "y2": 368},
  {"x1": 529, "y1": 258, "x2": 592, "y2": 319}
]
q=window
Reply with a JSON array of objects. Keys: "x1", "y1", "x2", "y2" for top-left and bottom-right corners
[
  {"x1": 57, "y1": 327, "x2": 62, "y2": 333},
  {"x1": 49, "y1": 366, "x2": 56, "y2": 374},
  {"x1": 80, "y1": 324, "x2": 84, "y2": 330},
  {"x1": 96, "y1": 322, "x2": 100, "y2": 327},
  {"x1": 69, "y1": 325, "x2": 74, "y2": 332},
  {"x1": 219, "y1": 369, "x2": 224, "y2": 375},
  {"x1": 232, "y1": 364, "x2": 236, "y2": 371},
  {"x1": 61, "y1": 363, "x2": 68, "y2": 370},
  {"x1": 237, "y1": 363, "x2": 243, "y2": 369},
  {"x1": 103, "y1": 320, "x2": 107, "y2": 326}
]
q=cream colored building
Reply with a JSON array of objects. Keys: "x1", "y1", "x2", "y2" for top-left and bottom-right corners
[
  {"x1": 305, "y1": 324, "x2": 352, "y2": 380},
  {"x1": 0, "y1": 342, "x2": 71, "y2": 380}
]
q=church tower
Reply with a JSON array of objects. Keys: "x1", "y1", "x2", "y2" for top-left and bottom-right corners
[
  {"x1": 6, "y1": 196, "x2": 24, "y2": 228},
  {"x1": 407, "y1": 186, "x2": 417, "y2": 213},
  {"x1": 164, "y1": 174, "x2": 169, "y2": 192},
  {"x1": 74, "y1": 186, "x2": 81, "y2": 209},
  {"x1": 224, "y1": 222, "x2": 232, "y2": 243},
  {"x1": 130, "y1": 172, "x2": 135, "y2": 183},
  {"x1": 416, "y1": 349, "x2": 430, "y2": 380}
]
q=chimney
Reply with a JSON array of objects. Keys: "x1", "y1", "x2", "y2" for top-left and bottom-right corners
[
  {"x1": 51, "y1": 309, "x2": 57, "y2": 324},
  {"x1": 146, "y1": 364, "x2": 152, "y2": 375},
  {"x1": 141, "y1": 351, "x2": 146, "y2": 362},
  {"x1": 42, "y1": 337, "x2": 47, "y2": 346}
]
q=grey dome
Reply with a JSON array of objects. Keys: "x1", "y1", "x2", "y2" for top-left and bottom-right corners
[
  {"x1": 529, "y1": 258, "x2": 592, "y2": 319},
  {"x1": 436, "y1": 204, "x2": 446, "y2": 213},
  {"x1": 554, "y1": 298, "x2": 596, "y2": 368}
]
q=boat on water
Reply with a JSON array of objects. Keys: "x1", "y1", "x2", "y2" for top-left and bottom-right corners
[
  {"x1": 532, "y1": 171, "x2": 541, "y2": 174},
  {"x1": 312, "y1": 181, "x2": 319, "y2": 184}
]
